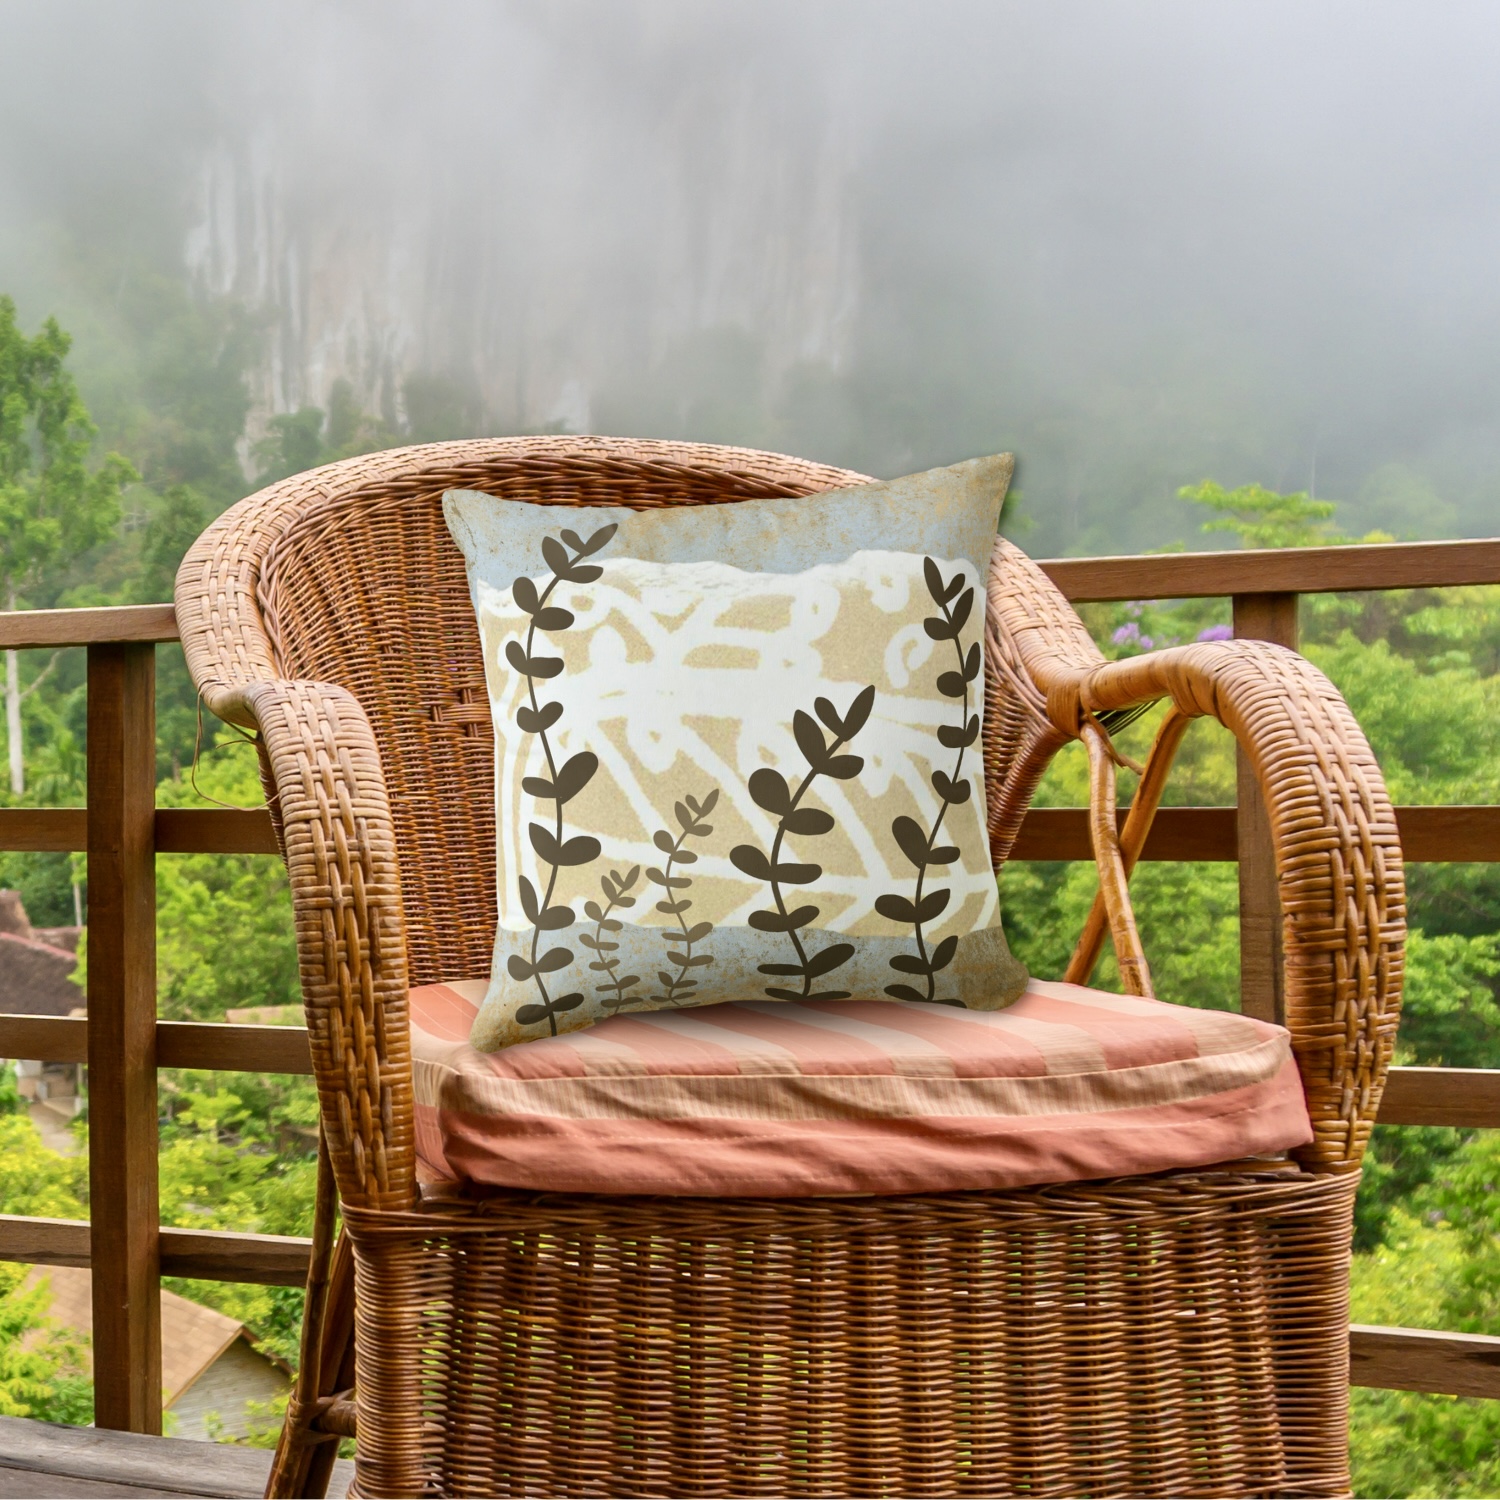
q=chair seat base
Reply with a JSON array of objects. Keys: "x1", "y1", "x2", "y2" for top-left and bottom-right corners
[{"x1": 329, "y1": 1164, "x2": 1356, "y2": 1500}]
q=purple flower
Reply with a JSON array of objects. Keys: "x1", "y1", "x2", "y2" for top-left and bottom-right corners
[
  {"x1": 1197, "y1": 624, "x2": 1234, "y2": 642},
  {"x1": 1112, "y1": 622, "x2": 1142, "y2": 645}
]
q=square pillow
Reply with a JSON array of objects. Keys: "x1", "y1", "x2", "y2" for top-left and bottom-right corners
[{"x1": 445, "y1": 455, "x2": 1028, "y2": 1051}]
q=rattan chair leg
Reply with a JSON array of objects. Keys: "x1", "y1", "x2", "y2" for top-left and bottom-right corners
[{"x1": 267, "y1": 1138, "x2": 356, "y2": 1500}]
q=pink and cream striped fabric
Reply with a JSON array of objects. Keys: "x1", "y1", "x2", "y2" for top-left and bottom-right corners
[{"x1": 409, "y1": 979, "x2": 1312, "y2": 1196}]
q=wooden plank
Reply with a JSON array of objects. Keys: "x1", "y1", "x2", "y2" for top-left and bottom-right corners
[
  {"x1": 1040, "y1": 537, "x2": 1500, "y2": 602},
  {"x1": 0, "y1": 606, "x2": 177, "y2": 652},
  {"x1": 0, "y1": 1217, "x2": 312, "y2": 1287},
  {"x1": 157, "y1": 1022, "x2": 312, "y2": 1075},
  {"x1": 0, "y1": 1416, "x2": 352, "y2": 1499},
  {"x1": 1350, "y1": 1324, "x2": 1500, "y2": 1399},
  {"x1": 0, "y1": 808, "x2": 279, "y2": 856},
  {"x1": 1398, "y1": 804, "x2": 1500, "y2": 862},
  {"x1": 153, "y1": 807, "x2": 278, "y2": 855},
  {"x1": 85, "y1": 643, "x2": 161, "y2": 1435},
  {"x1": 158, "y1": 1226, "x2": 312, "y2": 1286},
  {"x1": 0, "y1": 1217, "x2": 90, "y2": 1268},
  {"x1": 0, "y1": 809, "x2": 86, "y2": 852},
  {"x1": 0, "y1": 1017, "x2": 87, "y2": 1064},
  {"x1": 0, "y1": 1019, "x2": 311, "y2": 1074},
  {"x1": 1232, "y1": 594, "x2": 1299, "y2": 1025},
  {"x1": 1008, "y1": 806, "x2": 1238, "y2": 862},
  {"x1": 1378, "y1": 1066, "x2": 1500, "y2": 1128}
]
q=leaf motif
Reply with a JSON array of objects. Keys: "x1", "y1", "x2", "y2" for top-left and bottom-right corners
[
  {"x1": 515, "y1": 1003, "x2": 550, "y2": 1025},
  {"x1": 936, "y1": 670, "x2": 968, "y2": 699},
  {"x1": 552, "y1": 992, "x2": 585, "y2": 1012},
  {"x1": 655, "y1": 899, "x2": 691, "y2": 915},
  {"x1": 764, "y1": 986, "x2": 810, "y2": 1001},
  {"x1": 923, "y1": 617, "x2": 957, "y2": 643},
  {"x1": 841, "y1": 685, "x2": 876, "y2": 739},
  {"x1": 621, "y1": 865, "x2": 641, "y2": 889},
  {"x1": 938, "y1": 716, "x2": 980, "y2": 749},
  {"x1": 559, "y1": 528, "x2": 587, "y2": 552},
  {"x1": 518, "y1": 875, "x2": 541, "y2": 924},
  {"x1": 530, "y1": 825, "x2": 602, "y2": 867},
  {"x1": 600, "y1": 917, "x2": 623, "y2": 931},
  {"x1": 515, "y1": 701, "x2": 563, "y2": 734},
  {"x1": 584, "y1": 899, "x2": 605, "y2": 922},
  {"x1": 927, "y1": 844, "x2": 960, "y2": 866},
  {"x1": 536, "y1": 904, "x2": 574, "y2": 931},
  {"x1": 533, "y1": 946, "x2": 573, "y2": 974},
  {"x1": 507, "y1": 955, "x2": 535, "y2": 981},
  {"x1": 930, "y1": 934, "x2": 959, "y2": 973},
  {"x1": 698, "y1": 788, "x2": 720, "y2": 816},
  {"x1": 748, "y1": 767, "x2": 792, "y2": 817},
  {"x1": 875, "y1": 893, "x2": 917, "y2": 924},
  {"x1": 674, "y1": 800, "x2": 694, "y2": 830},
  {"x1": 931, "y1": 770, "x2": 971, "y2": 804},
  {"x1": 645, "y1": 870, "x2": 691, "y2": 889},
  {"x1": 614, "y1": 897, "x2": 635, "y2": 910},
  {"x1": 813, "y1": 696, "x2": 844, "y2": 737},
  {"x1": 522, "y1": 775, "x2": 557, "y2": 799},
  {"x1": 923, "y1": 557, "x2": 945, "y2": 606},
  {"x1": 890, "y1": 953, "x2": 932, "y2": 975},
  {"x1": 964, "y1": 641, "x2": 982, "y2": 682},
  {"x1": 730, "y1": 844, "x2": 773, "y2": 882},
  {"x1": 804, "y1": 989, "x2": 853, "y2": 1002},
  {"x1": 782, "y1": 806, "x2": 834, "y2": 837},
  {"x1": 564, "y1": 561, "x2": 603, "y2": 584},
  {"x1": 612, "y1": 975, "x2": 640, "y2": 990},
  {"x1": 673, "y1": 848, "x2": 698, "y2": 864},
  {"x1": 658, "y1": 971, "x2": 678, "y2": 989},
  {"x1": 748, "y1": 905, "x2": 819, "y2": 933},
  {"x1": 884, "y1": 983, "x2": 929, "y2": 1004},
  {"x1": 532, "y1": 606, "x2": 575, "y2": 632},
  {"x1": 653, "y1": 830, "x2": 677, "y2": 854},
  {"x1": 512, "y1": 645, "x2": 564, "y2": 678},
  {"x1": 892, "y1": 815, "x2": 932, "y2": 869},
  {"x1": 668, "y1": 952, "x2": 715, "y2": 968},
  {"x1": 512, "y1": 576, "x2": 541, "y2": 614},
  {"x1": 758, "y1": 961, "x2": 808, "y2": 977},
  {"x1": 541, "y1": 535, "x2": 572, "y2": 576},
  {"x1": 803, "y1": 942, "x2": 854, "y2": 978},
  {"x1": 821, "y1": 753, "x2": 864, "y2": 781},
  {"x1": 552, "y1": 751, "x2": 598, "y2": 804},
  {"x1": 949, "y1": 588, "x2": 974, "y2": 634},
  {"x1": 793, "y1": 710, "x2": 828, "y2": 769},
  {"x1": 681, "y1": 921, "x2": 714, "y2": 944},
  {"x1": 915, "y1": 888, "x2": 951, "y2": 923},
  {"x1": 774, "y1": 861, "x2": 821, "y2": 886},
  {"x1": 582, "y1": 522, "x2": 618, "y2": 555}
]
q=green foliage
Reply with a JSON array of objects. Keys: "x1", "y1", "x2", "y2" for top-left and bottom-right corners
[
  {"x1": 1179, "y1": 478, "x2": 1342, "y2": 549},
  {"x1": 0, "y1": 296, "x2": 134, "y2": 609}
]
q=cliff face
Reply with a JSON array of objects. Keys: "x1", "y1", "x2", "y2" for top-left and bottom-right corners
[{"x1": 182, "y1": 18, "x2": 863, "y2": 445}]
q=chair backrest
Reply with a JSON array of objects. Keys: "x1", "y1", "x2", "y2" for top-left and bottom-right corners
[{"x1": 210, "y1": 438, "x2": 954, "y2": 984}]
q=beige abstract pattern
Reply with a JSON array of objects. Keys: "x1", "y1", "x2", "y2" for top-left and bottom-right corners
[{"x1": 477, "y1": 550, "x2": 998, "y2": 943}]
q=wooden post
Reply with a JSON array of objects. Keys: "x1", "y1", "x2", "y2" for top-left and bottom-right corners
[
  {"x1": 1231, "y1": 594, "x2": 1299, "y2": 1025},
  {"x1": 86, "y1": 643, "x2": 161, "y2": 1433}
]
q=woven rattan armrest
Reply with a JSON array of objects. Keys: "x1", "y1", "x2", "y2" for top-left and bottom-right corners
[
  {"x1": 986, "y1": 538, "x2": 1405, "y2": 1175},
  {"x1": 223, "y1": 676, "x2": 417, "y2": 1212}
]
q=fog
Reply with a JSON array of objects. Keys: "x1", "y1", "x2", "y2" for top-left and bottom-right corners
[{"x1": 2, "y1": 0, "x2": 1499, "y2": 552}]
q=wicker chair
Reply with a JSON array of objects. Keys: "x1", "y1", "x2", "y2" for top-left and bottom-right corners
[{"x1": 175, "y1": 437, "x2": 1403, "y2": 1500}]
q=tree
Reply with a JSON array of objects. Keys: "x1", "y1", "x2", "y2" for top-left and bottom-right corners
[
  {"x1": 1178, "y1": 479, "x2": 1343, "y2": 549},
  {"x1": 0, "y1": 298, "x2": 134, "y2": 793}
]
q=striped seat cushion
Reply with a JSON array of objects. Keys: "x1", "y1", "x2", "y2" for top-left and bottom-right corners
[{"x1": 409, "y1": 979, "x2": 1312, "y2": 1197}]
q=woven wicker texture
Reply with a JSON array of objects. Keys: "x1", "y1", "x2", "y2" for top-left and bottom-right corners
[
  {"x1": 338, "y1": 1170, "x2": 1355, "y2": 1499},
  {"x1": 174, "y1": 437, "x2": 1402, "y2": 1498}
]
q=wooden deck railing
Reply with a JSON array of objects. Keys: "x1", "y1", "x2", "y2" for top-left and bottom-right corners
[{"x1": 1, "y1": 535, "x2": 1498, "y2": 1432}]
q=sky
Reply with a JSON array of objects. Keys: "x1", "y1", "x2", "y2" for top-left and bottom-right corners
[{"x1": 2, "y1": 0, "x2": 1499, "y2": 552}]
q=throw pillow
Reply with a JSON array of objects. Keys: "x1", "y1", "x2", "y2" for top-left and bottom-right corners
[{"x1": 445, "y1": 455, "x2": 1028, "y2": 1051}]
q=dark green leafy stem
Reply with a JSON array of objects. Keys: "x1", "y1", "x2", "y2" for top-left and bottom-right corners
[
  {"x1": 505, "y1": 523, "x2": 618, "y2": 1033},
  {"x1": 647, "y1": 790, "x2": 719, "y2": 1006},
  {"x1": 583, "y1": 866, "x2": 642, "y2": 1011},
  {"x1": 875, "y1": 557, "x2": 980, "y2": 1006},
  {"x1": 731, "y1": 686, "x2": 876, "y2": 1002}
]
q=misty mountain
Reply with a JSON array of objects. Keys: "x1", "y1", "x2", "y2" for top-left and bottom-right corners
[{"x1": 2, "y1": 0, "x2": 1498, "y2": 554}]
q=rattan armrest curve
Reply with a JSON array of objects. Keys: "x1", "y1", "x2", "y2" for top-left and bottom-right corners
[
  {"x1": 228, "y1": 675, "x2": 417, "y2": 1211},
  {"x1": 987, "y1": 538, "x2": 1406, "y2": 1173}
]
